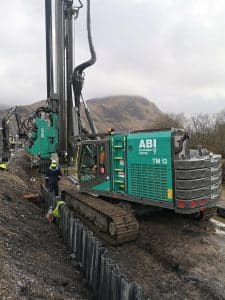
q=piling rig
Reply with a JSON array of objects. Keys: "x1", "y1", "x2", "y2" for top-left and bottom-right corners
[
  {"x1": 26, "y1": 0, "x2": 97, "y2": 165},
  {"x1": 0, "y1": 106, "x2": 27, "y2": 163},
  {"x1": 36, "y1": 0, "x2": 221, "y2": 245}
]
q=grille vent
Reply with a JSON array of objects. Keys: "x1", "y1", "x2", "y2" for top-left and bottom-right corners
[{"x1": 129, "y1": 164, "x2": 168, "y2": 200}]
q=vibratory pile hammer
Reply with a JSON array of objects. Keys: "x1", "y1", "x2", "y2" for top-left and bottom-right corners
[{"x1": 25, "y1": 0, "x2": 96, "y2": 167}]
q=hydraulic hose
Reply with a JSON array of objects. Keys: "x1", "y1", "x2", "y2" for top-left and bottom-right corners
[
  {"x1": 73, "y1": 0, "x2": 96, "y2": 75},
  {"x1": 72, "y1": 0, "x2": 96, "y2": 109}
]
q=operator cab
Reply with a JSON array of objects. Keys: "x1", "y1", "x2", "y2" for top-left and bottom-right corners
[{"x1": 78, "y1": 140, "x2": 109, "y2": 188}]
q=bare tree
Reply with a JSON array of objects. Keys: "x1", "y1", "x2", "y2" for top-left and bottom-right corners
[
  {"x1": 145, "y1": 113, "x2": 185, "y2": 130},
  {"x1": 213, "y1": 110, "x2": 225, "y2": 157},
  {"x1": 186, "y1": 114, "x2": 216, "y2": 151},
  {"x1": 144, "y1": 110, "x2": 225, "y2": 157}
]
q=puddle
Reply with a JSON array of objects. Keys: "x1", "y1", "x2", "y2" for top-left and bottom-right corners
[
  {"x1": 215, "y1": 228, "x2": 225, "y2": 235},
  {"x1": 212, "y1": 217, "x2": 225, "y2": 227},
  {"x1": 211, "y1": 217, "x2": 225, "y2": 235}
]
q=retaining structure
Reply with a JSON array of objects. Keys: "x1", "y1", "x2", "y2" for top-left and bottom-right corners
[{"x1": 41, "y1": 186, "x2": 144, "y2": 300}]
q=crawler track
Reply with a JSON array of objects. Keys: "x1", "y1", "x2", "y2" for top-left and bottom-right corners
[{"x1": 61, "y1": 187, "x2": 139, "y2": 245}]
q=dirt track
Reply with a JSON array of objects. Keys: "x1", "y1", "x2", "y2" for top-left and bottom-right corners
[{"x1": 0, "y1": 155, "x2": 91, "y2": 299}]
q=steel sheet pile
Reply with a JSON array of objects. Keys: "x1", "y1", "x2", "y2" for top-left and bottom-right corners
[{"x1": 42, "y1": 186, "x2": 144, "y2": 300}]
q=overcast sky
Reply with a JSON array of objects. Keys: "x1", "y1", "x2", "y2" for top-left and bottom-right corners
[{"x1": 0, "y1": 0, "x2": 225, "y2": 114}]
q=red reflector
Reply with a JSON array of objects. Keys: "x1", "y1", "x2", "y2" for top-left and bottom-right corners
[
  {"x1": 178, "y1": 201, "x2": 185, "y2": 209},
  {"x1": 190, "y1": 200, "x2": 197, "y2": 208}
]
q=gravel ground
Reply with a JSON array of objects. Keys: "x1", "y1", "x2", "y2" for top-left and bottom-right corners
[
  {"x1": 0, "y1": 155, "x2": 91, "y2": 300},
  {"x1": 59, "y1": 168, "x2": 225, "y2": 299},
  {"x1": 2, "y1": 153, "x2": 225, "y2": 300},
  {"x1": 60, "y1": 175, "x2": 225, "y2": 299}
]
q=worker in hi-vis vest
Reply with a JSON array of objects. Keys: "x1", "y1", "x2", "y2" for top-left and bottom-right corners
[{"x1": 45, "y1": 160, "x2": 62, "y2": 196}]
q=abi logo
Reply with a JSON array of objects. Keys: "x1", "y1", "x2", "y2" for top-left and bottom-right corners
[
  {"x1": 139, "y1": 139, "x2": 157, "y2": 148},
  {"x1": 138, "y1": 139, "x2": 157, "y2": 155}
]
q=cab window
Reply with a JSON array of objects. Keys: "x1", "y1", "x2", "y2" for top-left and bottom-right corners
[
  {"x1": 79, "y1": 143, "x2": 106, "y2": 182},
  {"x1": 80, "y1": 144, "x2": 97, "y2": 170}
]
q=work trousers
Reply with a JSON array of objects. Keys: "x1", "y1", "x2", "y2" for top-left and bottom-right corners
[{"x1": 48, "y1": 182, "x2": 59, "y2": 196}]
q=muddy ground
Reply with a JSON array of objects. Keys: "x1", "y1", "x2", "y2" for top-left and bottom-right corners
[
  {"x1": 61, "y1": 174, "x2": 225, "y2": 299},
  {"x1": 2, "y1": 153, "x2": 225, "y2": 300},
  {"x1": 0, "y1": 154, "x2": 91, "y2": 300},
  {"x1": 108, "y1": 212, "x2": 225, "y2": 299},
  {"x1": 106, "y1": 188, "x2": 225, "y2": 299}
]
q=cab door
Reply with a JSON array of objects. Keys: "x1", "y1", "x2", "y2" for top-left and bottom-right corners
[{"x1": 78, "y1": 140, "x2": 109, "y2": 190}]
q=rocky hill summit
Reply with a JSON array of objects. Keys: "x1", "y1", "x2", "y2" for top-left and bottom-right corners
[{"x1": 85, "y1": 95, "x2": 162, "y2": 132}]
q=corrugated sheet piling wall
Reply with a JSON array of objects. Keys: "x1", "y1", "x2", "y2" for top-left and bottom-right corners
[{"x1": 41, "y1": 186, "x2": 144, "y2": 300}]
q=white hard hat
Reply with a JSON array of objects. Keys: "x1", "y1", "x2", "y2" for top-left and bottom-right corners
[{"x1": 52, "y1": 159, "x2": 58, "y2": 164}]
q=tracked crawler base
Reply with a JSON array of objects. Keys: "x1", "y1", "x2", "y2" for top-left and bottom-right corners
[{"x1": 61, "y1": 187, "x2": 139, "y2": 245}]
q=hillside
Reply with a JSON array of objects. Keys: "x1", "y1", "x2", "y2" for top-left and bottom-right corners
[
  {"x1": 0, "y1": 104, "x2": 10, "y2": 111},
  {"x1": 0, "y1": 100, "x2": 47, "y2": 134},
  {"x1": 0, "y1": 96, "x2": 163, "y2": 134},
  {"x1": 0, "y1": 101, "x2": 46, "y2": 121},
  {"x1": 85, "y1": 95, "x2": 162, "y2": 132}
]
